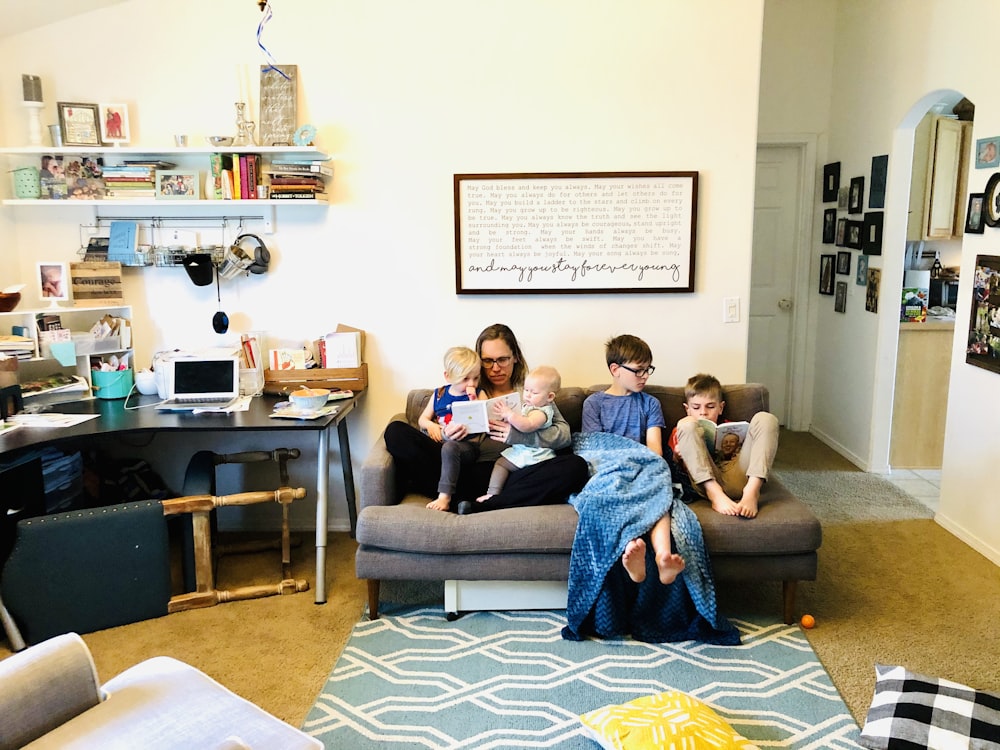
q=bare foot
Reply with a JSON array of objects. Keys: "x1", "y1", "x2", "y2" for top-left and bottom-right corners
[
  {"x1": 426, "y1": 495, "x2": 450, "y2": 511},
  {"x1": 475, "y1": 493, "x2": 493, "y2": 503},
  {"x1": 704, "y1": 481, "x2": 740, "y2": 516},
  {"x1": 656, "y1": 551, "x2": 686, "y2": 585},
  {"x1": 622, "y1": 538, "x2": 647, "y2": 583},
  {"x1": 736, "y1": 478, "x2": 762, "y2": 518}
]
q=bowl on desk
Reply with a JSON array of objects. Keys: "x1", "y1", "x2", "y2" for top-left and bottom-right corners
[
  {"x1": 0, "y1": 292, "x2": 21, "y2": 313},
  {"x1": 288, "y1": 388, "x2": 330, "y2": 412},
  {"x1": 135, "y1": 369, "x2": 158, "y2": 395}
]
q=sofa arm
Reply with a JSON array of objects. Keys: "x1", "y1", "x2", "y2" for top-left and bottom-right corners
[
  {"x1": 0, "y1": 632, "x2": 102, "y2": 750},
  {"x1": 359, "y1": 415, "x2": 407, "y2": 512}
]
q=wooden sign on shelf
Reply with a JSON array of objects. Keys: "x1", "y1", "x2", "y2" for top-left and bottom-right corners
[
  {"x1": 69, "y1": 261, "x2": 123, "y2": 307},
  {"x1": 259, "y1": 64, "x2": 298, "y2": 147}
]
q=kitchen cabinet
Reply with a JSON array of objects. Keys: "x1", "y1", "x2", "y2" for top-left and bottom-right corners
[{"x1": 907, "y1": 115, "x2": 971, "y2": 241}]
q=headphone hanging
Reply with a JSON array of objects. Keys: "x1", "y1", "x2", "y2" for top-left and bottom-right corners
[{"x1": 232, "y1": 233, "x2": 270, "y2": 274}]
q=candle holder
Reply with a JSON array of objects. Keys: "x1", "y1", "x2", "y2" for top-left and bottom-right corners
[
  {"x1": 22, "y1": 101, "x2": 44, "y2": 146},
  {"x1": 233, "y1": 102, "x2": 255, "y2": 147}
]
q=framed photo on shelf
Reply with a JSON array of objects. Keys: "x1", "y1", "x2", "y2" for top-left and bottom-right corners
[
  {"x1": 966, "y1": 193, "x2": 985, "y2": 234},
  {"x1": 975, "y1": 137, "x2": 1000, "y2": 169},
  {"x1": 836, "y1": 250, "x2": 851, "y2": 275},
  {"x1": 822, "y1": 208, "x2": 837, "y2": 243},
  {"x1": 834, "y1": 281, "x2": 848, "y2": 313},
  {"x1": 848, "y1": 176, "x2": 865, "y2": 214},
  {"x1": 819, "y1": 254, "x2": 835, "y2": 295},
  {"x1": 856, "y1": 253, "x2": 869, "y2": 286},
  {"x1": 983, "y1": 173, "x2": 1000, "y2": 227},
  {"x1": 38, "y1": 262, "x2": 68, "y2": 302},
  {"x1": 863, "y1": 211, "x2": 884, "y2": 255},
  {"x1": 155, "y1": 170, "x2": 200, "y2": 200},
  {"x1": 98, "y1": 103, "x2": 130, "y2": 145},
  {"x1": 846, "y1": 220, "x2": 863, "y2": 250},
  {"x1": 966, "y1": 254, "x2": 1000, "y2": 374},
  {"x1": 835, "y1": 217, "x2": 847, "y2": 246},
  {"x1": 822, "y1": 162, "x2": 840, "y2": 202},
  {"x1": 56, "y1": 102, "x2": 102, "y2": 147}
]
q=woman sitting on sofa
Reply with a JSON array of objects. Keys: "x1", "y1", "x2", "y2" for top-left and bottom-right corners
[{"x1": 384, "y1": 323, "x2": 588, "y2": 511}]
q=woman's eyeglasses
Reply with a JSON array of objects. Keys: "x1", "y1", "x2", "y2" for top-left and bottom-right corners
[
  {"x1": 481, "y1": 356, "x2": 513, "y2": 368},
  {"x1": 617, "y1": 363, "x2": 655, "y2": 378}
]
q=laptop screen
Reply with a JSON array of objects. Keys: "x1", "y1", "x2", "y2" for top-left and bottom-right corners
[{"x1": 172, "y1": 359, "x2": 239, "y2": 399}]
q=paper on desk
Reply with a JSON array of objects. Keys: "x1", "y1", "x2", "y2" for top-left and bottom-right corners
[
  {"x1": 269, "y1": 403, "x2": 341, "y2": 420},
  {"x1": 9, "y1": 413, "x2": 101, "y2": 428},
  {"x1": 192, "y1": 396, "x2": 252, "y2": 414}
]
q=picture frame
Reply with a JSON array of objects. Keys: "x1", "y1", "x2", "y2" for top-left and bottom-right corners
[
  {"x1": 966, "y1": 192, "x2": 986, "y2": 234},
  {"x1": 869, "y1": 154, "x2": 888, "y2": 208},
  {"x1": 98, "y1": 103, "x2": 130, "y2": 145},
  {"x1": 845, "y1": 219, "x2": 863, "y2": 250},
  {"x1": 983, "y1": 173, "x2": 1000, "y2": 227},
  {"x1": 155, "y1": 170, "x2": 200, "y2": 200},
  {"x1": 835, "y1": 217, "x2": 847, "y2": 246},
  {"x1": 56, "y1": 102, "x2": 102, "y2": 147},
  {"x1": 966, "y1": 254, "x2": 1000, "y2": 374},
  {"x1": 848, "y1": 176, "x2": 865, "y2": 214},
  {"x1": 863, "y1": 211, "x2": 884, "y2": 255},
  {"x1": 865, "y1": 267, "x2": 881, "y2": 313},
  {"x1": 38, "y1": 262, "x2": 69, "y2": 302},
  {"x1": 819, "y1": 254, "x2": 835, "y2": 295},
  {"x1": 822, "y1": 162, "x2": 840, "y2": 202},
  {"x1": 822, "y1": 208, "x2": 837, "y2": 244},
  {"x1": 975, "y1": 137, "x2": 1000, "y2": 170},
  {"x1": 834, "y1": 281, "x2": 848, "y2": 313},
  {"x1": 836, "y1": 250, "x2": 851, "y2": 275},
  {"x1": 856, "y1": 253, "x2": 869, "y2": 285},
  {"x1": 838, "y1": 186, "x2": 849, "y2": 211},
  {"x1": 454, "y1": 171, "x2": 697, "y2": 294}
]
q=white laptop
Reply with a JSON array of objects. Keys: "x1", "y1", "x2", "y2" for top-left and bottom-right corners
[{"x1": 155, "y1": 357, "x2": 240, "y2": 411}]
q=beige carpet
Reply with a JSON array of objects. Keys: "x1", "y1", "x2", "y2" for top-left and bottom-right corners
[{"x1": 3, "y1": 430, "x2": 999, "y2": 729}]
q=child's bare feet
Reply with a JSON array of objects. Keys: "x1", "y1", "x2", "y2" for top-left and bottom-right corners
[
  {"x1": 704, "y1": 481, "x2": 740, "y2": 515},
  {"x1": 426, "y1": 495, "x2": 450, "y2": 511},
  {"x1": 736, "y1": 477, "x2": 762, "y2": 518},
  {"x1": 656, "y1": 551, "x2": 686, "y2": 585},
  {"x1": 622, "y1": 538, "x2": 647, "y2": 583}
]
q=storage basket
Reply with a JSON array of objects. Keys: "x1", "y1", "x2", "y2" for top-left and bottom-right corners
[
  {"x1": 12, "y1": 166, "x2": 41, "y2": 199},
  {"x1": 92, "y1": 368, "x2": 133, "y2": 399}
]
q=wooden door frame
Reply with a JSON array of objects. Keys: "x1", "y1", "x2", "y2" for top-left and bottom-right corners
[{"x1": 754, "y1": 134, "x2": 817, "y2": 431}]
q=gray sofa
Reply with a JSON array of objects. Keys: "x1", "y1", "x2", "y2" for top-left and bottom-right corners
[
  {"x1": 356, "y1": 384, "x2": 821, "y2": 624},
  {"x1": 0, "y1": 632, "x2": 320, "y2": 750}
]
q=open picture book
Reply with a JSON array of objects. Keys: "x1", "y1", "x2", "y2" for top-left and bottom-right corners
[
  {"x1": 698, "y1": 419, "x2": 750, "y2": 456},
  {"x1": 450, "y1": 392, "x2": 521, "y2": 434}
]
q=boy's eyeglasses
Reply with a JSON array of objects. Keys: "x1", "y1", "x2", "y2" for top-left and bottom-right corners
[
  {"x1": 481, "y1": 356, "x2": 513, "y2": 368},
  {"x1": 617, "y1": 363, "x2": 655, "y2": 378}
]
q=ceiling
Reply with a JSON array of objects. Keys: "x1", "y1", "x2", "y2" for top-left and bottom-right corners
[{"x1": 0, "y1": 0, "x2": 129, "y2": 39}]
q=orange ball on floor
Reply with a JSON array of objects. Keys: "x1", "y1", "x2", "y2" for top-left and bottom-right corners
[{"x1": 800, "y1": 614, "x2": 816, "y2": 629}]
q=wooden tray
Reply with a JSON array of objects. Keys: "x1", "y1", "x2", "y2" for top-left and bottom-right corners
[{"x1": 263, "y1": 363, "x2": 367, "y2": 395}]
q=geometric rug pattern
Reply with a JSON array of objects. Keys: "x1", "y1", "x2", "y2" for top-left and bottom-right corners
[{"x1": 304, "y1": 607, "x2": 863, "y2": 749}]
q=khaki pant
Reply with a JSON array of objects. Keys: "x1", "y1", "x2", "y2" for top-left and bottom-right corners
[{"x1": 674, "y1": 412, "x2": 779, "y2": 499}]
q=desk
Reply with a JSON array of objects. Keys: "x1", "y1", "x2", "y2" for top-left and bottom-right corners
[{"x1": 0, "y1": 394, "x2": 358, "y2": 604}]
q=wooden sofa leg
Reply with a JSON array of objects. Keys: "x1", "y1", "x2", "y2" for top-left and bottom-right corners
[
  {"x1": 367, "y1": 579, "x2": 381, "y2": 620},
  {"x1": 782, "y1": 580, "x2": 797, "y2": 624}
]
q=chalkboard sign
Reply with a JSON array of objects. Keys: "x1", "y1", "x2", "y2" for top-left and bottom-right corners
[
  {"x1": 258, "y1": 64, "x2": 297, "y2": 147},
  {"x1": 454, "y1": 172, "x2": 698, "y2": 294}
]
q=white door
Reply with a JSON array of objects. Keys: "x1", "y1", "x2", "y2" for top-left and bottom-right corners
[{"x1": 748, "y1": 146, "x2": 802, "y2": 425}]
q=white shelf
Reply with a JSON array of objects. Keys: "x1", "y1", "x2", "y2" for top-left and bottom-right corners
[
  {"x1": 2, "y1": 198, "x2": 326, "y2": 207},
  {"x1": 0, "y1": 146, "x2": 329, "y2": 157}
]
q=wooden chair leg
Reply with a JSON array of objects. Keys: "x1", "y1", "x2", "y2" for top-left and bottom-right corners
[
  {"x1": 782, "y1": 580, "x2": 797, "y2": 624},
  {"x1": 367, "y1": 579, "x2": 381, "y2": 620}
]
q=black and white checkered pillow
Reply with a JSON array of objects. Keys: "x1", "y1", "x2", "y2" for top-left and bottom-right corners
[{"x1": 860, "y1": 664, "x2": 1000, "y2": 749}]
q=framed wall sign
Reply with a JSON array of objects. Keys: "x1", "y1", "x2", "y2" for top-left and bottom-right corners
[
  {"x1": 966, "y1": 254, "x2": 1000, "y2": 375},
  {"x1": 56, "y1": 102, "x2": 101, "y2": 147},
  {"x1": 454, "y1": 171, "x2": 698, "y2": 294}
]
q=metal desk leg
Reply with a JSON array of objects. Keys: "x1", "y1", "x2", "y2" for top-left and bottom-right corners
[
  {"x1": 338, "y1": 418, "x2": 358, "y2": 537},
  {"x1": 315, "y1": 427, "x2": 330, "y2": 603}
]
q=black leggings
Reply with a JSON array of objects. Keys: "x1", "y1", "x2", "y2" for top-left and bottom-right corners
[{"x1": 384, "y1": 420, "x2": 588, "y2": 509}]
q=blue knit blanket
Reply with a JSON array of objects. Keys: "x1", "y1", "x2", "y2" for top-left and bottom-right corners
[{"x1": 562, "y1": 432, "x2": 739, "y2": 644}]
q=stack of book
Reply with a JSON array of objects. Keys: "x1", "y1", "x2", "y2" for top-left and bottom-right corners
[
  {"x1": 209, "y1": 153, "x2": 263, "y2": 200},
  {"x1": 103, "y1": 161, "x2": 172, "y2": 199},
  {"x1": 265, "y1": 158, "x2": 332, "y2": 201},
  {"x1": 0, "y1": 334, "x2": 34, "y2": 360}
]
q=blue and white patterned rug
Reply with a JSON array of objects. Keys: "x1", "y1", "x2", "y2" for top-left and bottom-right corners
[{"x1": 303, "y1": 607, "x2": 862, "y2": 749}]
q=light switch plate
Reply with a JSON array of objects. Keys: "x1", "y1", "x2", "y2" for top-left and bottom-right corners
[{"x1": 723, "y1": 296, "x2": 740, "y2": 323}]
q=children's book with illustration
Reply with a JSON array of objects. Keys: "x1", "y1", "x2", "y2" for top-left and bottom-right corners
[
  {"x1": 698, "y1": 418, "x2": 750, "y2": 455},
  {"x1": 450, "y1": 393, "x2": 521, "y2": 434}
]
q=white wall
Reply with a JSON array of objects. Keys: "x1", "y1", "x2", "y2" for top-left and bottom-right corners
[{"x1": 0, "y1": 0, "x2": 766, "y2": 530}]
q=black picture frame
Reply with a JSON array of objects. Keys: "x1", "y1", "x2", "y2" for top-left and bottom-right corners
[
  {"x1": 848, "y1": 176, "x2": 865, "y2": 214},
  {"x1": 869, "y1": 154, "x2": 888, "y2": 209},
  {"x1": 822, "y1": 208, "x2": 837, "y2": 243},
  {"x1": 819, "y1": 254, "x2": 835, "y2": 295},
  {"x1": 835, "y1": 217, "x2": 847, "y2": 246},
  {"x1": 834, "y1": 281, "x2": 848, "y2": 312},
  {"x1": 966, "y1": 192, "x2": 986, "y2": 234},
  {"x1": 866, "y1": 268, "x2": 881, "y2": 313},
  {"x1": 966, "y1": 254, "x2": 1000, "y2": 375},
  {"x1": 836, "y1": 250, "x2": 851, "y2": 275},
  {"x1": 823, "y1": 162, "x2": 841, "y2": 203},
  {"x1": 863, "y1": 211, "x2": 884, "y2": 255},
  {"x1": 56, "y1": 102, "x2": 102, "y2": 147},
  {"x1": 845, "y1": 220, "x2": 863, "y2": 250},
  {"x1": 983, "y1": 173, "x2": 1000, "y2": 227}
]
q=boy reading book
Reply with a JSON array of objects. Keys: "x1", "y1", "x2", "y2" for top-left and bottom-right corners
[{"x1": 668, "y1": 373, "x2": 779, "y2": 518}]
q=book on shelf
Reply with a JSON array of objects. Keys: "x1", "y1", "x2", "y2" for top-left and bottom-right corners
[
  {"x1": 266, "y1": 162, "x2": 333, "y2": 177},
  {"x1": 268, "y1": 175, "x2": 325, "y2": 187},
  {"x1": 269, "y1": 191, "x2": 328, "y2": 201},
  {"x1": 108, "y1": 221, "x2": 138, "y2": 261},
  {"x1": 20, "y1": 373, "x2": 90, "y2": 398},
  {"x1": 106, "y1": 189, "x2": 156, "y2": 199},
  {"x1": 122, "y1": 160, "x2": 176, "y2": 169},
  {"x1": 271, "y1": 155, "x2": 332, "y2": 164},
  {"x1": 697, "y1": 418, "x2": 750, "y2": 456},
  {"x1": 247, "y1": 154, "x2": 260, "y2": 199},
  {"x1": 450, "y1": 393, "x2": 522, "y2": 434},
  {"x1": 232, "y1": 152, "x2": 242, "y2": 201}
]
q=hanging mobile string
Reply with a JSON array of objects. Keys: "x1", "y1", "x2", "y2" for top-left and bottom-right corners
[{"x1": 257, "y1": 1, "x2": 290, "y2": 80}]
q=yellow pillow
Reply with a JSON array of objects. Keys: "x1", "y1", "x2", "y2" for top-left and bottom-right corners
[{"x1": 579, "y1": 690, "x2": 759, "y2": 750}]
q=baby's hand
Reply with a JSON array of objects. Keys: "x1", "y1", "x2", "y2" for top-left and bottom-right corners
[
  {"x1": 426, "y1": 423, "x2": 443, "y2": 442},
  {"x1": 493, "y1": 400, "x2": 513, "y2": 421}
]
